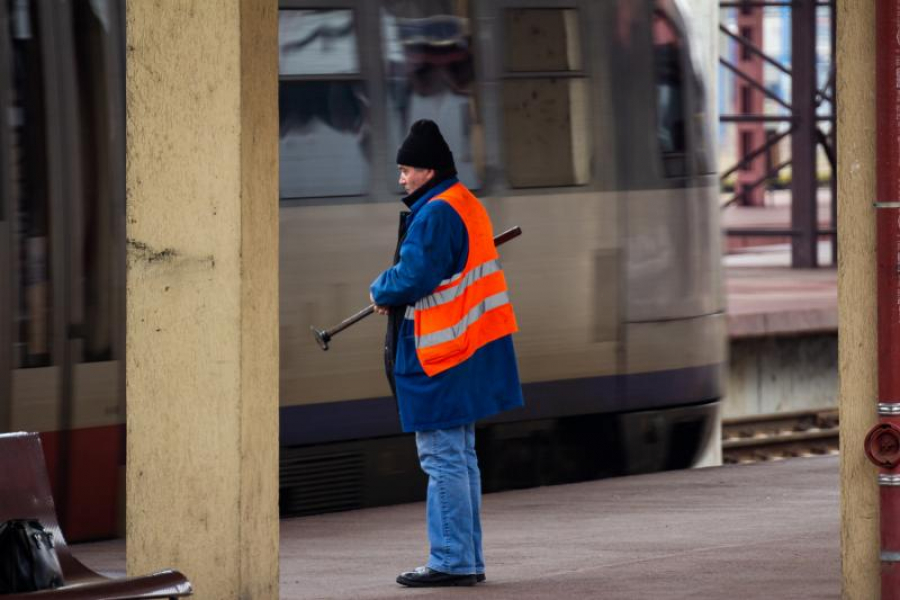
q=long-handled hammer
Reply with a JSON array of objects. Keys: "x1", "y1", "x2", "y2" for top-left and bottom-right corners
[{"x1": 311, "y1": 225, "x2": 522, "y2": 351}]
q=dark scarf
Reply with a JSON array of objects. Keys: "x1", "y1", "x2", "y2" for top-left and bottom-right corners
[{"x1": 383, "y1": 167, "x2": 458, "y2": 398}]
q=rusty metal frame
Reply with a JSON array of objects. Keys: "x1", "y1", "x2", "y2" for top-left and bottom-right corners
[
  {"x1": 719, "y1": 0, "x2": 836, "y2": 268},
  {"x1": 719, "y1": 56, "x2": 792, "y2": 110},
  {"x1": 720, "y1": 127, "x2": 792, "y2": 182},
  {"x1": 790, "y1": 0, "x2": 817, "y2": 267},
  {"x1": 721, "y1": 158, "x2": 792, "y2": 210},
  {"x1": 719, "y1": 23, "x2": 792, "y2": 76}
]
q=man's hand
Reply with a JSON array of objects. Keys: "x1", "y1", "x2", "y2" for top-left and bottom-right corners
[{"x1": 370, "y1": 292, "x2": 389, "y2": 316}]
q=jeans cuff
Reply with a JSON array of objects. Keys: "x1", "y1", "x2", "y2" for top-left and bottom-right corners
[{"x1": 427, "y1": 561, "x2": 475, "y2": 576}]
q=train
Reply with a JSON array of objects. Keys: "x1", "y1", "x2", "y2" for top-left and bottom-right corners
[{"x1": 0, "y1": 0, "x2": 724, "y2": 541}]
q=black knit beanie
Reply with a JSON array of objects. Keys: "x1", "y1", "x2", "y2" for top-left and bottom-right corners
[{"x1": 396, "y1": 119, "x2": 456, "y2": 172}]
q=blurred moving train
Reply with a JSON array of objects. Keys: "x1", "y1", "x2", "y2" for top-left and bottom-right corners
[{"x1": 0, "y1": 0, "x2": 723, "y2": 541}]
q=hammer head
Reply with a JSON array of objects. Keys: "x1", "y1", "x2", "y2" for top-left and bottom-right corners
[{"x1": 311, "y1": 326, "x2": 331, "y2": 351}]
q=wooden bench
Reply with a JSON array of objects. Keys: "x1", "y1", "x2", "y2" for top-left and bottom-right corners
[{"x1": 0, "y1": 432, "x2": 192, "y2": 599}]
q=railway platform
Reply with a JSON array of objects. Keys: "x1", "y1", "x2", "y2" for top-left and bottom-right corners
[
  {"x1": 725, "y1": 244, "x2": 836, "y2": 339},
  {"x1": 722, "y1": 190, "x2": 836, "y2": 340},
  {"x1": 721, "y1": 194, "x2": 837, "y2": 418},
  {"x1": 74, "y1": 456, "x2": 838, "y2": 599}
]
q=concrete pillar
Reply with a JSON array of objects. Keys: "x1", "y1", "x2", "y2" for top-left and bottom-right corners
[
  {"x1": 837, "y1": 1, "x2": 879, "y2": 597},
  {"x1": 125, "y1": 2, "x2": 279, "y2": 599}
]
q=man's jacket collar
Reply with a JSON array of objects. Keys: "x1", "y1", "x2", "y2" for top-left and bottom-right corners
[{"x1": 402, "y1": 175, "x2": 459, "y2": 215}]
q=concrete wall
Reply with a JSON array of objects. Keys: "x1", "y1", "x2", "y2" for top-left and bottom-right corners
[
  {"x1": 725, "y1": 334, "x2": 837, "y2": 417},
  {"x1": 126, "y1": 2, "x2": 279, "y2": 598}
]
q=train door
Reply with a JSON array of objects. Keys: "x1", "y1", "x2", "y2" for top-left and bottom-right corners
[
  {"x1": 1, "y1": 0, "x2": 125, "y2": 541},
  {"x1": 0, "y1": 1, "x2": 12, "y2": 431}
]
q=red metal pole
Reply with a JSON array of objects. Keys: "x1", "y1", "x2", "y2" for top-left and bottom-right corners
[
  {"x1": 867, "y1": 1, "x2": 900, "y2": 596},
  {"x1": 735, "y1": 5, "x2": 765, "y2": 207}
]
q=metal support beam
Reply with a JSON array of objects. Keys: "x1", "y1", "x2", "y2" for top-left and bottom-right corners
[
  {"x1": 828, "y1": 1, "x2": 837, "y2": 266},
  {"x1": 719, "y1": 23, "x2": 792, "y2": 76},
  {"x1": 719, "y1": 1, "x2": 792, "y2": 6},
  {"x1": 719, "y1": 0, "x2": 832, "y2": 6},
  {"x1": 722, "y1": 158, "x2": 792, "y2": 209},
  {"x1": 725, "y1": 227, "x2": 836, "y2": 236},
  {"x1": 817, "y1": 67, "x2": 835, "y2": 105},
  {"x1": 817, "y1": 128, "x2": 835, "y2": 172},
  {"x1": 790, "y1": 0, "x2": 818, "y2": 267},
  {"x1": 720, "y1": 114, "x2": 795, "y2": 123},
  {"x1": 720, "y1": 0, "x2": 835, "y2": 266},
  {"x1": 720, "y1": 57, "x2": 792, "y2": 110},
  {"x1": 721, "y1": 127, "x2": 792, "y2": 181}
]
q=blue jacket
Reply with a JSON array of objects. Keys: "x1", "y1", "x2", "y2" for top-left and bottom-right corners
[{"x1": 370, "y1": 176, "x2": 524, "y2": 432}]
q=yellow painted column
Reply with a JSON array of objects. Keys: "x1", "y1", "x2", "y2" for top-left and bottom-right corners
[
  {"x1": 837, "y1": 1, "x2": 879, "y2": 597},
  {"x1": 125, "y1": 2, "x2": 279, "y2": 599}
]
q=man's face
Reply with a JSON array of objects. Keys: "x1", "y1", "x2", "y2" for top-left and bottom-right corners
[{"x1": 398, "y1": 165, "x2": 434, "y2": 195}]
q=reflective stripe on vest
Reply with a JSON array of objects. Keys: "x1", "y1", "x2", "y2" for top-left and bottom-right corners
[
  {"x1": 411, "y1": 182, "x2": 518, "y2": 376},
  {"x1": 416, "y1": 291, "x2": 511, "y2": 348}
]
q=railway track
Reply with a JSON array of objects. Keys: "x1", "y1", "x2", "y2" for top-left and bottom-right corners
[{"x1": 722, "y1": 408, "x2": 839, "y2": 464}]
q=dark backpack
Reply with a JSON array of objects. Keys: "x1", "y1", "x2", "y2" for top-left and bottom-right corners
[{"x1": 0, "y1": 519, "x2": 65, "y2": 593}]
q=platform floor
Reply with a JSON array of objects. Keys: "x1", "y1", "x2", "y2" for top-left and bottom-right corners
[
  {"x1": 75, "y1": 456, "x2": 839, "y2": 599},
  {"x1": 725, "y1": 244, "x2": 836, "y2": 338},
  {"x1": 71, "y1": 198, "x2": 841, "y2": 598},
  {"x1": 722, "y1": 192, "x2": 836, "y2": 338}
]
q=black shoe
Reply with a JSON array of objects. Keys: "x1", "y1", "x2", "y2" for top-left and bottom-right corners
[
  {"x1": 476, "y1": 573, "x2": 486, "y2": 583},
  {"x1": 396, "y1": 566, "x2": 477, "y2": 587}
]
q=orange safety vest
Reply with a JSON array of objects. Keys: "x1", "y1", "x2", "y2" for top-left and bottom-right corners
[{"x1": 406, "y1": 182, "x2": 518, "y2": 377}]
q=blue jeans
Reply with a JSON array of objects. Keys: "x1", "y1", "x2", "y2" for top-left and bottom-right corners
[{"x1": 415, "y1": 423, "x2": 484, "y2": 575}]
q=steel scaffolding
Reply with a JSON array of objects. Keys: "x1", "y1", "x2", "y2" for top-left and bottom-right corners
[{"x1": 719, "y1": 0, "x2": 835, "y2": 268}]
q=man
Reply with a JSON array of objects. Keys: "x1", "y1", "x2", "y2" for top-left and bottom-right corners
[{"x1": 370, "y1": 120, "x2": 524, "y2": 587}]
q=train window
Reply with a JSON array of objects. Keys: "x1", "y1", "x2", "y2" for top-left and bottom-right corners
[
  {"x1": 505, "y1": 8, "x2": 582, "y2": 73},
  {"x1": 380, "y1": 1, "x2": 483, "y2": 190},
  {"x1": 501, "y1": 9, "x2": 590, "y2": 188},
  {"x1": 280, "y1": 9, "x2": 359, "y2": 75},
  {"x1": 279, "y1": 9, "x2": 370, "y2": 198},
  {"x1": 651, "y1": 9, "x2": 687, "y2": 178}
]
